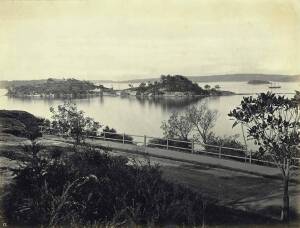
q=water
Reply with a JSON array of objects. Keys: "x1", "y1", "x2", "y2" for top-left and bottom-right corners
[{"x1": 0, "y1": 82, "x2": 299, "y2": 142}]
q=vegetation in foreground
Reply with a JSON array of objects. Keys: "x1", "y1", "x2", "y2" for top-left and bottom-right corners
[{"x1": 2, "y1": 144, "x2": 276, "y2": 227}]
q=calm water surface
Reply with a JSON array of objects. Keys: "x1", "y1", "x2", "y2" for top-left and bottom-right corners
[{"x1": 1, "y1": 82, "x2": 299, "y2": 142}]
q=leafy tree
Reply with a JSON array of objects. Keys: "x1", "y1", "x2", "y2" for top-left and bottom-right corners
[
  {"x1": 229, "y1": 92, "x2": 300, "y2": 222},
  {"x1": 49, "y1": 101, "x2": 100, "y2": 145},
  {"x1": 161, "y1": 112, "x2": 193, "y2": 140},
  {"x1": 186, "y1": 103, "x2": 218, "y2": 144}
]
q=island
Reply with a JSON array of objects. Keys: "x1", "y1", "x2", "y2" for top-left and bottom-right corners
[
  {"x1": 247, "y1": 80, "x2": 271, "y2": 84},
  {"x1": 5, "y1": 75, "x2": 234, "y2": 99},
  {"x1": 5, "y1": 78, "x2": 113, "y2": 98},
  {"x1": 122, "y1": 75, "x2": 234, "y2": 97}
]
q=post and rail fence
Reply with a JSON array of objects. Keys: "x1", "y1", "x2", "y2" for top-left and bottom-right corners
[{"x1": 86, "y1": 131, "x2": 300, "y2": 169}]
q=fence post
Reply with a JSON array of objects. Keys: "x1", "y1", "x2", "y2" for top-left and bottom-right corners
[
  {"x1": 166, "y1": 138, "x2": 169, "y2": 150},
  {"x1": 191, "y1": 140, "x2": 194, "y2": 153},
  {"x1": 218, "y1": 145, "x2": 222, "y2": 158},
  {"x1": 122, "y1": 133, "x2": 125, "y2": 144},
  {"x1": 144, "y1": 135, "x2": 147, "y2": 147}
]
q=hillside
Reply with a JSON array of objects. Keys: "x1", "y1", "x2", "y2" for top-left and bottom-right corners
[
  {"x1": 0, "y1": 110, "x2": 43, "y2": 139},
  {"x1": 6, "y1": 78, "x2": 99, "y2": 98},
  {"x1": 248, "y1": 80, "x2": 271, "y2": 84},
  {"x1": 129, "y1": 75, "x2": 233, "y2": 96},
  {"x1": 120, "y1": 74, "x2": 300, "y2": 83}
]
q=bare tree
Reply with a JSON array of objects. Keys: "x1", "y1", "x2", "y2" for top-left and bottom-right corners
[
  {"x1": 161, "y1": 102, "x2": 218, "y2": 144},
  {"x1": 186, "y1": 103, "x2": 218, "y2": 144}
]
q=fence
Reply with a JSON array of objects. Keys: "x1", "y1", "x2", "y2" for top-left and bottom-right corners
[{"x1": 89, "y1": 131, "x2": 300, "y2": 168}]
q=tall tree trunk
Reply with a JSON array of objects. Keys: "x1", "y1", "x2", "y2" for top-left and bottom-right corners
[{"x1": 281, "y1": 176, "x2": 289, "y2": 222}]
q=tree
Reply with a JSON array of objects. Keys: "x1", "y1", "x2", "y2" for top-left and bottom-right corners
[
  {"x1": 186, "y1": 103, "x2": 218, "y2": 144},
  {"x1": 161, "y1": 111, "x2": 193, "y2": 140},
  {"x1": 214, "y1": 85, "x2": 220, "y2": 90},
  {"x1": 204, "y1": 84, "x2": 211, "y2": 90},
  {"x1": 49, "y1": 100, "x2": 101, "y2": 145},
  {"x1": 229, "y1": 92, "x2": 300, "y2": 222},
  {"x1": 161, "y1": 102, "x2": 218, "y2": 144}
]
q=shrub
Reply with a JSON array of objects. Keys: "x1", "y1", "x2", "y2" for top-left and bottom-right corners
[
  {"x1": 100, "y1": 126, "x2": 133, "y2": 144},
  {"x1": 49, "y1": 101, "x2": 100, "y2": 144},
  {"x1": 148, "y1": 137, "x2": 192, "y2": 152},
  {"x1": 205, "y1": 134, "x2": 246, "y2": 158},
  {"x1": 3, "y1": 145, "x2": 276, "y2": 226},
  {"x1": 3, "y1": 147, "x2": 205, "y2": 226}
]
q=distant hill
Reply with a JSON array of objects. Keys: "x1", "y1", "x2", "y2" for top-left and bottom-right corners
[
  {"x1": 247, "y1": 79, "x2": 271, "y2": 84},
  {"x1": 0, "y1": 79, "x2": 48, "y2": 88},
  {"x1": 120, "y1": 74, "x2": 300, "y2": 83}
]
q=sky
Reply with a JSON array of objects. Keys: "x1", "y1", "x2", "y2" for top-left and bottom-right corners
[{"x1": 0, "y1": 0, "x2": 299, "y2": 81}]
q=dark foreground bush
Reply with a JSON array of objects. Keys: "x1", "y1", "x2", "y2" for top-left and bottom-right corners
[
  {"x1": 2, "y1": 146, "x2": 275, "y2": 227},
  {"x1": 148, "y1": 137, "x2": 192, "y2": 152}
]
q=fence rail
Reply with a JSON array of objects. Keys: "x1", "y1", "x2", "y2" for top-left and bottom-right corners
[{"x1": 88, "y1": 131, "x2": 300, "y2": 168}]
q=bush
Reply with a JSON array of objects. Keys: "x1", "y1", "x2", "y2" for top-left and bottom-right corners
[
  {"x1": 205, "y1": 134, "x2": 246, "y2": 158},
  {"x1": 100, "y1": 126, "x2": 133, "y2": 144},
  {"x1": 3, "y1": 147, "x2": 205, "y2": 226},
  {"x1": 3, "y1": 145, "x2": 276, "y2": 226},
  {"x1": 49, "y1": 101, "x2": 100, "y2": 144},
  {"x1": 148, "y1": 137, "x2": 192, "y2": 152}
]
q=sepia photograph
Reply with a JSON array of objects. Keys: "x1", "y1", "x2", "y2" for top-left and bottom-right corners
[{"x1": 0, "y1": 0, "x2": 299, "y2": 227}]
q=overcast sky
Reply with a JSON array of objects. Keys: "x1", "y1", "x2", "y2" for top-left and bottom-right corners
[{"x1": 0, "y1": 0, "x2": 299, "y2": 81}]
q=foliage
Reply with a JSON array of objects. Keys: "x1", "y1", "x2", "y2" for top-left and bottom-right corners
[
  {"x1": 161, "y1": 103, "x2": 218, "y2": 144},
  {"x1": 204, "y1": 84, "x2": 211, "y2": 90},
  {"x1": 7, "y1": 78, "x2": 97, "y2": 98},
  {"x1": 186, "y1": 103, "x2": 218, "y2": 143},
  {"x1": 148, "y1": 137, "x2": 192, "y2": 151},
  {"x1": 3, "y1": 144, "x2": 275, "y2": 227},
  {"x1": 161, "y1": 111, "x2": 193, "y2": 140},
  {"x1": 49, "y1": 101, "x2": 100, "y2": 144},
  {"x1": 2, "y1": 146, "x2": 202, "y2": 226},
  {"x1": 100, "y1": 126, "x2": 133, "y2": 144},
  {"x1": 229, "y1": 92, "x2": 300, "y2": 222},
  {"x1": 160, "y1": 75, "x2": 206, "y2": 94},
  {"x1": 205, "y1": 134, "x2": 246, "y2": 158},
  {"x1": 229, "y1": 92, "x2": 300, "y2": 168},
  {"x1": 134, "y1": 75, "x2": 210, "y2": 96}
]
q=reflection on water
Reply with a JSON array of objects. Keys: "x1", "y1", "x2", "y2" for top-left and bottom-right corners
[{"x1": 135, "y1": 96, "x2": 205, "y2": 112}]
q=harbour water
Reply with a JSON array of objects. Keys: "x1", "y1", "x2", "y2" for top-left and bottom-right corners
[{"x1": 0, "y1": 81, "x2": 299, "y2": 142}]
